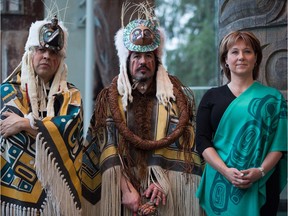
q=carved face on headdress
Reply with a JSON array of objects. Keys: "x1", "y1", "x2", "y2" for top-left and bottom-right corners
[
  {"x1": 39, "y1": 16, "x2": 65, "y2": 52},
  {"x1": 123, "y1": 19, "x2": 160, "y2": 52},
  {"x1": 25, "y1": 16, "x2": 68, "y2": 57}
]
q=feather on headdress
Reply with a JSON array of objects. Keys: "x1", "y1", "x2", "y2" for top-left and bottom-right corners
[{"x1": 115, "y1": 2, "x2": 175, "y2": 110}]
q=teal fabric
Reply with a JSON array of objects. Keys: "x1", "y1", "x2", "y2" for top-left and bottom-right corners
[{"x1": 197, "y1": 82, "x2": 287, "y2": 216}]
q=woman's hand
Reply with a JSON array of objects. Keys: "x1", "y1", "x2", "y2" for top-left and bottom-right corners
[
  {"x1": 231, "y1": 167, "x2": 264, "y2": 189},
  {"x1": 228, "y1": 167, "x2": 263, "y2": 189},
  {"x1": 224, "y1": 167, "x2": 252, "y2": 189},
  {"x1": 234, "y1": 151, "x2": 283, "y2": 189},
  {"x1": 202, "y1": 148, "x2": 252, "y2": 189}
]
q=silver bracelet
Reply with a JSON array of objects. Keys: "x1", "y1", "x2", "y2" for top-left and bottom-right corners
[{"x1": 257, "y1": 167, "x2": 265, "y2": 177}]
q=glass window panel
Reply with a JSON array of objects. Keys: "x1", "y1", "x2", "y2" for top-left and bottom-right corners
[
  {"x1": 0, "y1": 0, "x2": 5, "y2": 12},
  {"x1": 1, "y1": 0, "x2": 23, "y2": 13},
  {"x1": 9, "y1": 0, "x2": 20, "y2": 11}
]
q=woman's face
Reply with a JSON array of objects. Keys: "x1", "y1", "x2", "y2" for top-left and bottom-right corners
[{"x1": 225, "y1": 39, "x2": 257, "y2": 80}]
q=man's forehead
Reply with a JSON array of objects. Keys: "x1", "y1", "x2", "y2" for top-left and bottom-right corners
[
  {"x1": 34, "y1": 46, "x2": 57, "y2": 51},
  {"x1": 33, "y1": 46, "x2": 62, "y2": 56}
]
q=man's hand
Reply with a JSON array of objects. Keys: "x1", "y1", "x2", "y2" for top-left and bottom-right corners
[
  {"x1": 0, "y1": 111, "x2": 37, "y2": 138},
  {"x1": 120, "y1": 176, "x2": 141, "y2": 214},
  {"x1": 143, "y1": 183, "x2": 166, "y2": 206}
]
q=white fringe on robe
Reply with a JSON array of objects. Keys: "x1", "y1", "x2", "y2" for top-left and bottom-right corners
[
  {"x1": 0, "y1": 134, "x2": 81, "y2": 216},
  {"x1": 35, "y1": 134, "x2": 82, "y2": 216}
]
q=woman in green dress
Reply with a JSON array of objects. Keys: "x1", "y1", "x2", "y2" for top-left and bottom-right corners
[{"x1": 196, "y1": 31, "x2": 287, "y2": 216}]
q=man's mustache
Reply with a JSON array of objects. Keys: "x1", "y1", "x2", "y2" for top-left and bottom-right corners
[{"x1": 137, "y1": 65, "x2": 150, "y2": 72}]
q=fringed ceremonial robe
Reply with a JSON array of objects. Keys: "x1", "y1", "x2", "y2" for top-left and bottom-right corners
[
  {"x1": 82, "y1": 76, "x2": 205, "y2": 216},
  {"x1": 196, "y1": 82, "x2": 287, "y2": 216},
  {"x1": 0, "y1": 71, "x2": 83, "y2": 216}
]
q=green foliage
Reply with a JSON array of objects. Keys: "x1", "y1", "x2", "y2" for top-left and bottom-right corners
[{"x1": 155, "y1": 0, "x2": 218, "y2": 87}]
